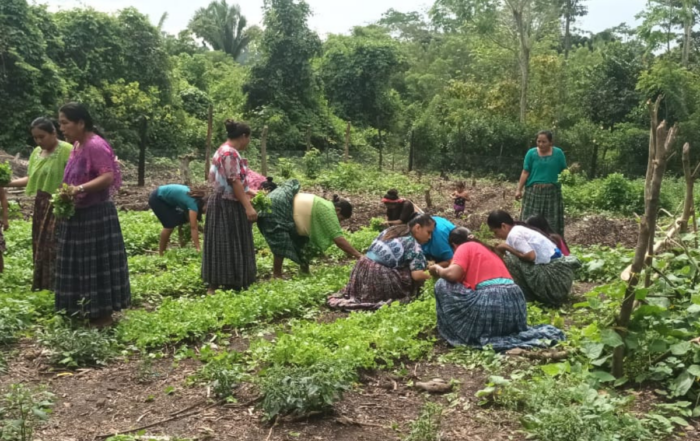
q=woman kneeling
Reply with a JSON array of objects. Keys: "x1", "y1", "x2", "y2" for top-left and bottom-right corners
[
  {"x1": 327, "y1": 214, "x2": 435, "y2": 311},
  {"x1": 431, "y1": 227, "x2": 564, "y2": 351},
  {"x1": 488, "y1": 210, "x2": 580, "y2": 307}
]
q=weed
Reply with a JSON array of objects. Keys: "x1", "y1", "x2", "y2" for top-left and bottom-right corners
[
  {"x1": 0, "y1": 384, "x2": 54, "y2": 441},
  {"x1": 38, "y1": 317, "x2": 118, "y2": 368},
  {"x1": 196, "y1": 349, "x2": 248, "y2": 400},
  {"x1": 405, "y1": 402, "x2": 443, "y2": 441},
  {"x1": 135, "y1": 355, "x2": 160, "y2": 384}
]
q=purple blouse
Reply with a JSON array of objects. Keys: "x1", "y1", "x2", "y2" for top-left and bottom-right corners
[{"x1": 63, "y1": 134, "x2": 122, "y2": 208}]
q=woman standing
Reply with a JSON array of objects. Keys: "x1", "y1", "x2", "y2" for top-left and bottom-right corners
[
  {"x1": 257, "y1": 179, "x2": 361, "y2": 278},
  {"x1": 431, "y1": 227, "x2": 565, "y2": 351},
  {"x1": 202, "y1": 119, "x2": 257, "y2": 294},
  {"x1": 148, "y1": 184, "x2": 207, "y2": 255},
  {"x1": 515, "y1": 131, "x2": 567, "y2": 236},
  {"x1": 487, "y1": 210, "x2": 579, "y2": 307},
  {"x1": 327, "y1": 214, "x2": 434, "y2": 311},
  {"x1": 4, "y1": 118, "x2": 72, "y2": 290},
  {"x1": 56, "y1": 103, "x2": 129, "y2": 327}
]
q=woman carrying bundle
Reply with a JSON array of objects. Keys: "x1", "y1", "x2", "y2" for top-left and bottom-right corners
[
  {"x1": 149, "y1": 184, "x2": 207, "y2": 255},
  {"x1": 327, "y1": 214, "x2": 435, "y2": 311},
  {"x1": 430, "y1": 227, "x2": 565, "y2": 351},
  {"x1": 3, "y1": 118, "x2": 72, "y2": 290},
  {"x1": 55, "y1": 103, "x2": 130, "y2": 327},
  {"x1": 257, "y1": 179, "x2": 361, "y2": 278},
  {"x1": 202, "y1": 120, "x2": 258, "y2": 294},
  {"x1": 487, "y1": 210, "x2": 580, "y2": 307},
  {"x1": 382, "y1": 189, "x2": 423, "y2": 226}
]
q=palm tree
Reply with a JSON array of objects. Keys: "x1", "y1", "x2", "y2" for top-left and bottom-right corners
[{"x1": 188, "y1": 0, "x2": 253, "y2": 61}]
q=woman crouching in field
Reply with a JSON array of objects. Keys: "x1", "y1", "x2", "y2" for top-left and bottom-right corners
[
  {"x1": 431, "y1": 227, "x2": 564, "y2": 351},
  {"x1": 149, "y1": 184, "x2": 207, "y2": 255},
  {"x1": 327, "y1": 214, "x2": 434, "y2": 311}
]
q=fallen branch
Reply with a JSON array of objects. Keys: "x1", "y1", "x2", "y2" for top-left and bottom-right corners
[
  {"x1": 96, "y1": 409, "x2": 201, "y2": 439},
  {"x1": 336, "y1": 415, "x2": 390, "y2": 429}
]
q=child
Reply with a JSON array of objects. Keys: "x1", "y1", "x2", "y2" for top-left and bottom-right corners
[
  {"x1": 0, "y1": 188, "x2": 8, "y2": 273},
  {"x1": 526, "y1": 214, "x2": 570, "y2": 256},
  {"x1": 451, "y1": 181, "x2": 470, "y2": 217}
]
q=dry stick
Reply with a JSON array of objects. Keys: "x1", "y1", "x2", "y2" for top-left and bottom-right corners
[
  {"x1": 265, "y1": 416, "x2": 278, "y2": 441},
  {"x1": 96, "y1": 409, "x2": 202, "y2": 439},
  {"x1": 169, "y1": 398, "x2": 207, "y2": 416}
]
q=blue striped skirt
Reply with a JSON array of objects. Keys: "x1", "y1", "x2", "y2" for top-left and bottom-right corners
[{"x1": 434, "y1": 279, "x2": 565, "y2": 351}]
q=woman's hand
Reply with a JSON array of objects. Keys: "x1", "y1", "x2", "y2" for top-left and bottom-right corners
[
  {"x1": 428, "y1": 265, "x2": 441, "y2": 278},
  {"x1": 495, "y1": 243, "x2": 509, "y2": 256},
  {"x1": 245, "y1": 206, "x2": 258, "y2": 222},
  {"x1": 515, "y1": 190, "x2": 523, "y2": 201}
]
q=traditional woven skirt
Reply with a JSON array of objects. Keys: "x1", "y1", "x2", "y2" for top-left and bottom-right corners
[
  {"x1": 434, "y1": 279, "x2": 565, "y2": 351},
  {"x1": 504, "y1": 254, "x2": 580, "y2": 307},
  {"x1": 54, "y1": 201, "x2": 130, "y2": 319},
  {"x1": 202, "y1": 189, "x2": 256, "y2": 290},
  {"x1": 327, "y1": 257, "x2": 422, "y2": 311},
  {"x1": 256, "y1": 179, "x2": 310, "y2": 266},
  {"x1": 521, "y1": 185, "x2": 565, "y2": 236},
  {"x1": 32, "y1": 191, "x2": 57, "y2": 291}
]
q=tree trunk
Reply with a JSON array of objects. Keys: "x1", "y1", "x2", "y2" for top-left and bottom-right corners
[
  {"x1": 377, "y1": 129, "x2": 384, "y2": 171},
  {"x1": 204, "y1": 104, "x2": 213, "y2": 181},
  {"x1": 612, "y1": 97, "x2": 677, "y2": 378},
  {"x1": 306, "y1": 125, "x2": 312, "y2": 151},
  {"x1": 590, "y1": 141, "x2": 599, "y2": 179},
  {"x1": 683, "y1": 19, "x2": 692, "y2": 67},
  {"x1": 408, "y1": 130, "x2": 415, "y2": 172},
  {"x1": 564, "y1": 3, "x2": 572, "y2": 60},
  {"x1": 179, "y1": 153, "x2": 195, "y2": 186},
  {"x1": 260, "y1": 125, "x2": 269, "y2": 177},
  {"x1": 681, "y1": 143, "x2": 697, "y2": 233},
  {"x1": 512, "y1": 6, "x2": 530, "y2": 124},
  {"x1": 137, "y1": 116, "x2": 148, "y2": 187},
  {"x1": 344, "y1": 121, "x2": 351, "y2": 162}
]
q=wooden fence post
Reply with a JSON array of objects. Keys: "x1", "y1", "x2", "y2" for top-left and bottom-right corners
[
  {"x1": 261, "y1": 125, "x2": 269, "y2": 176},
  {"x1": 344, "y1": 121, "x2": 351, "y2": 162}
]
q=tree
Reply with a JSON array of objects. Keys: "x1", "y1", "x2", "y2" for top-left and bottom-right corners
[
  {"x1": 636, "y1": 0, "x2": 700, "y2": 60},
  {"x1": 188, "y1": 0, "x2": 256, "y2": 61},
  {"x1": 243, "y1": 0, "x2": 323, "y2": 150},
  {"x1": 556, "y1": 0, "x2": 588, "y2": 59}
]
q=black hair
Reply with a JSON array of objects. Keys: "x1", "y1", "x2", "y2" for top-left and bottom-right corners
[
  {"x1": 225, "y1": 119, "x2": 251, "y2": 139},
  {"x1": 332, "y1": 195, "x2": 353, "y2": 219},
  {"x1": 526, "y1": 215, "x2": 567, "y2": 249},
  {"x1": 59, "y1": 102, "x2": 105, "y2": 137},
  {"x1": 537, "y1": 130, "x2": 553, "y2": 142},
  {"x1": 487, "y1": 210, "x2": 515, "y2": 229},
  {"x1": 30, "y1": 117, "x2": 58, "y2": 134},
  {"x1": 383, "y1": 213, "x2": 435, "y2": 242},
  {"x1": 448, "y1": 226, "x2": 501, "y2": 259},
  {"x1": 383, "y1": 189, "x2": 400, "y2": 201}
]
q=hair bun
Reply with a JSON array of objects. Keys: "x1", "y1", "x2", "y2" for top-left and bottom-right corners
[
  {"x1": 388, "y1": 189, "x2": 399, "y2": 197},
  {"x1": 225, "y1": 119, "x2": 237, "y2": 130},
  {"x1": 332, "y1": 194, "x2": 340, "y2": 203}
]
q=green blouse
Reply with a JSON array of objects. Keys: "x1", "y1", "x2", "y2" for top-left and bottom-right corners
[
  {"x1": 309, "y1": 196, "x2": 344, "y2": 251},
  {"x1": 26, "y1": 141, "x2": 73, "y2": 196}
]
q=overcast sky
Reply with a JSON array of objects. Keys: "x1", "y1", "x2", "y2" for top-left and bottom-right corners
[{"x1": 41, "y1": 0, "x2": 645, "y2": 37}]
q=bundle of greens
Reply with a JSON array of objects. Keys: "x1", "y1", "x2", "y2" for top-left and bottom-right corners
[
  {"x1": 0, "y1": 162, "x2": 11, "y2": 186},
  {"x1": 51, "y1": 184, "x2": 75, "y2": 219},
  {"x1": 251, "y1": 191, "x2": 272, "y2": 216}
]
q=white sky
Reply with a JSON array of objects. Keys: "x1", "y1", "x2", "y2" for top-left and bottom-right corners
[{"x1": 39, "y1": 0, "x2": 645, "y2": 37}]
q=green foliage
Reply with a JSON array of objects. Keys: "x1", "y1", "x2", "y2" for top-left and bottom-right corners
[
  {"x1": 302, "y1": 148, "x2": 323, "y2": 179},
  {"x1": 38, "y1": 317, "x2": 118, "y2": 368},
  {"x1": 251, "y1": 191, "x2": 272, "y2": 215},
  {"x1": 195, "y1": 348, "x2": 248, "y2": 400},
  {"x1": 369, "y1": 217, "x2": 386, "y2": 232},
  {"x1": 0, "y1": 163, "x2": 11, "y2": 187},
  {"x1": 276, "y1": 158, "x2": 296, "y2": 180},
  {"x1": 51, "y1": 184, "x2": 75, "y2": 220},
  {"x1": 259, "y1": 360, "x2": 356, "y2": 421},
  {"x1": 0, "y1": 384, "x2": 54, "y2": 441},
  {"x1": 406, "y1": 402, "x2": 443, "y2": 441},
  {"x1": 188, "y1": 0, "x2": 255, "y2": 61}
]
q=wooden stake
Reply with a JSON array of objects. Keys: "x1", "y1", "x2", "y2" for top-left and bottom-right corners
[
  {"x1": 306, "y1": 124, "x2": 311, "y2": 151},
  {"x1": 344, "y1": 121, "x2": 351, "y2": 162},
  {"x1": 204, "y1": 104, "x2": 213, "y2": 181},
  {"x1": 261, "y1": 125, "x2": 269, "y2": 176}
]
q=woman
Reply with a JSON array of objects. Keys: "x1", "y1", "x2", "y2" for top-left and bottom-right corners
[
  {"x1": 526, "y1": 214, "x2": 570, "y2": 256},
  {"x1": 202, "y1": 119, "x2": 258, "y2": 294},
  {"x1": 487, "y1": 210, "x2": 579, "y2": 307},
  {"x1": 258, "y1": 179, "x2": 362, "y2": 278},
  {"x1": 516, "y1": 131, "x2": 567, "y2": 236},
  {"x1": 421, "y1": 216, "x2": 456, "y2": 267},
  {"x1": 55, "y1": 103, "x2": 129, "y2": 327},
  {"x1": 382, "y1": 189, "x2": 423, "y2": 226},
  {"x1": 327, "y1": 214, "x2": 435, "y2": 311},
  {"x1": 430, "y1": 227, "x2": 565, "y2": 351},
  {"x1": 4, "y1": 118, "x2": 72, "y2": 290},
  {"x1": 148, "y1": 184, "x2": 207, "y2": 255}
]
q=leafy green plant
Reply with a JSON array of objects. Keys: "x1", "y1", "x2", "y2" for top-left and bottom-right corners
[
  {"x1": 369, "y1": 217, "x2": 385, "y2": 232},
  {"x1": 406, "y1": 402, "x2": 443, "y2": 441},
  {"x1": 196, "y1": 348, "x2": 248, "y2": 400},
  {"x1": 0, "y1": 162, "x2": 11, "y2": 187},
  {"x1": 38, "y1": 317, "x2": 118, "y2": 368},
  {"x1": 0, "y1": 384, "x2": 54, "y2": 441},
  {"x1": 51, "y1": 184, "x2": 75, "y2": 219},
  {"x1": 277, "y1": 158, "x2": 296, "y2": 179},
  {"x1": 251, "y1": 191, "x2": 272, "y2": 215},
  {"x1": 302, "y1": 148, "x2": 323, "y2": 179},
  {"x1": 259, "y1": 360, "x2": 356, "y2": 421}
]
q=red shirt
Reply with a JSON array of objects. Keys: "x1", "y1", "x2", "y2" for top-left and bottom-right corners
[{"x1": 451, "y1": 242, "x2": 512, "y2": 290}]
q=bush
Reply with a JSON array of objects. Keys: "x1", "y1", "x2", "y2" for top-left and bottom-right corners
[
  {"x1": 303, "y1": 148, "x2": 323, "y2": 179},
  {"x1": 196, "y1": 349, "x2": 248, "y2": 400},
  {"x1": 38, "y1": 317, "x2": 118, "y2": 368},
  {"x1": 259, "y1": 361, "x2": 356, "y2": 421},
  {"x1": 277, "y1": 158, "x2": 296, "y2": 179},
  {"x1": 595, "y1": 173, "x2": 642, "y2": 213},
  {"x1": 0, "y1": 384, "x2": 54, "y2": 441}
]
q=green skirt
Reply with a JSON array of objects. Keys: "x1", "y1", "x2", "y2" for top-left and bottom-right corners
[
  {"x1": 521, "y1": 185, "x2": 565, "y2": 236},
  {"x1": 504, "y1": 254, "x2": 580, "y2": 307}
]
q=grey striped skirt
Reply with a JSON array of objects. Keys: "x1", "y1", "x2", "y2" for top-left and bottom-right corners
[
  {"x1": 54, "y1": 201, "x2": 130, "y2": 319},
  {"x1": 504, "y1": 254, "x2": 580, "y2": 307},
  {"x1": 201, "y1": 189, "x2": 256, "y2": 290},
  {"x1": 435, "y1": 280, "x2": 565, "y2": 351}
]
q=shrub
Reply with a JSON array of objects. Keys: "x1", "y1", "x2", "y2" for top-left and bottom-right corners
[
  {"x1": 0, "y1": 384, "x2": 54, "y2": 441},
  {"x1": 196, "y1": 349, "x2": 248, "y2": 400},
  {"x1": 303, "y1": 148, "x2": 323, "y2": 179},
  {"x1": 277, "y1": 158, "x2": 296, "y2": 179},
  {"x1": 38, "y1": 317, "x2": 118, "y2": 368}
]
